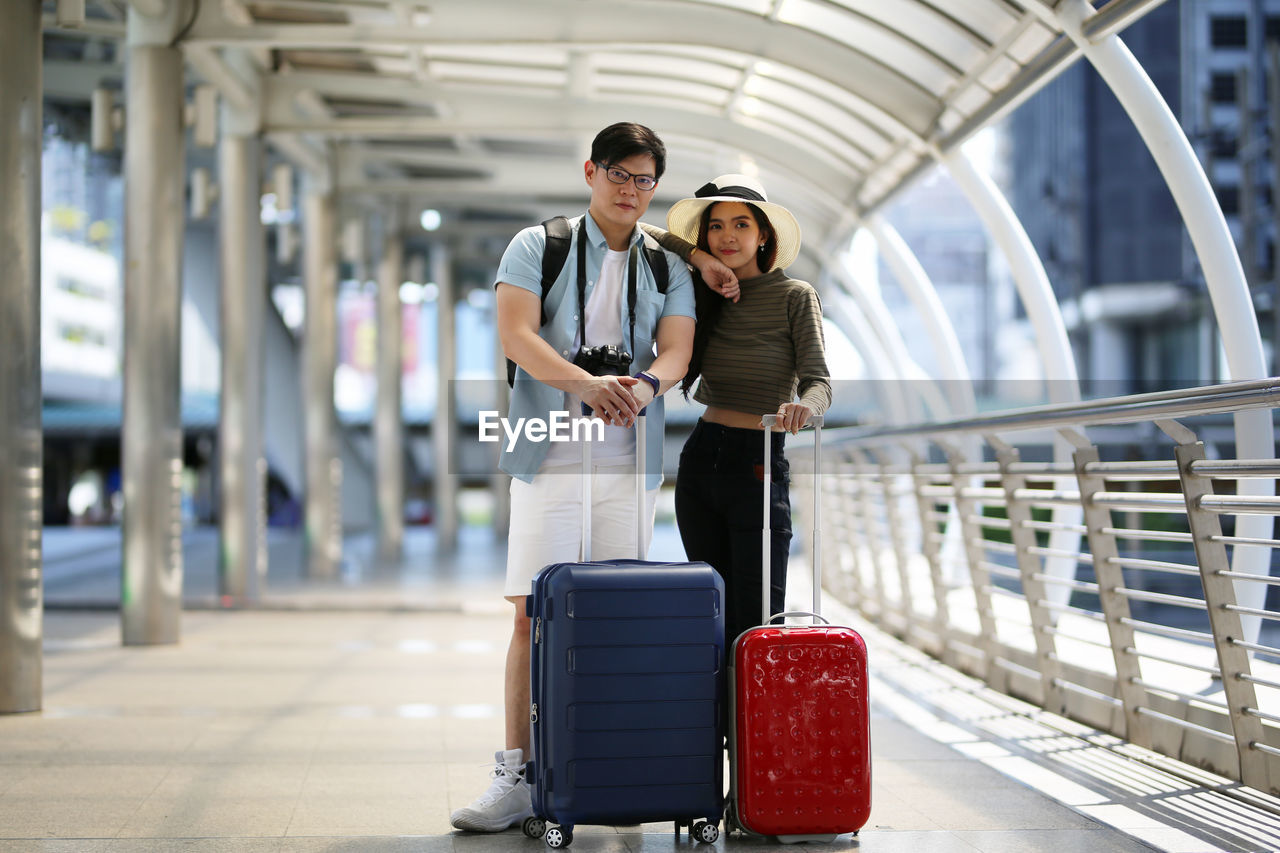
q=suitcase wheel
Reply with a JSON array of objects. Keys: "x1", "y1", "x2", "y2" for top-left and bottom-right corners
[
  {"x1": 545, "y1": 825, "x2": 573, "y2": 848},
  {"x1": 692, "y1": 820, "x2": 720, "y2": 844},
  {"x1": 522, "y1": 816, "x2": 547, "y2": 839}
]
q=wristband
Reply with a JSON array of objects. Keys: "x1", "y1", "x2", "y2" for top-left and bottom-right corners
[{"x1": 634, "y1": 370, "x2": 660, "y2": 395}]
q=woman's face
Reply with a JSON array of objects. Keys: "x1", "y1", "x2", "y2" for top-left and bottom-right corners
[{"x1": 704, "y1": 201, "x2": 768, "y2": 277}]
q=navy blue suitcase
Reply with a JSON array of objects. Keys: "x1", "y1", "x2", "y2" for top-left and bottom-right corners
[
  {"x1": 527, "y1": 559, "x2": 725, "y2": 847},
  {"x1": 523, "y1": 414, "x2": 725, "y2": 848}
]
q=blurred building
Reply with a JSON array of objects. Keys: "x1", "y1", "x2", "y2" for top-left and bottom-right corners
[{"x1": 1006, "y1": 0, "x2": 1280, "y2": 393}]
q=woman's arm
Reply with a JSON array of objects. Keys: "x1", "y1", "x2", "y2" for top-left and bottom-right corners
[
  {"x1": 639, "y1": 222, "x2": 740, "y2": 302},
  {"x1": 789, "y1": 284, "x2": 833, "y2": 418}
]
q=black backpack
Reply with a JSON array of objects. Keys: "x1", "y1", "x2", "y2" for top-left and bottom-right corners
[{"x1": 505, "y1": 216, "x2": 670, "y2": 387}]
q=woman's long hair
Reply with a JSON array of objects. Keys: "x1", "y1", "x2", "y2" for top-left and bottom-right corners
[{"x1": 680, "y1": 202, "x2": 777, "y2": 397}]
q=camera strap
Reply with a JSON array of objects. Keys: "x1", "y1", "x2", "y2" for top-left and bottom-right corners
[
  {"x1": 574, "y1": 219, "x2": 638, "y2": 358},
  {"x1": 626, "y1": 245, "x2": 638, "y2": 358}
]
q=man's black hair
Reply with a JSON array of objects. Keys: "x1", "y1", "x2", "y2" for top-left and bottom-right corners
[{"x1": 590, "y1": 122, "x2": 667, "y2": 178}]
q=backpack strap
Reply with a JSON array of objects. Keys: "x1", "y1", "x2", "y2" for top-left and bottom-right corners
[
  {"x1": 539, "y1": 215, "x2": 573, "y2": 325},
  {"x1": 507, "y1": 216, "x2": 574, "y2": 387},
  {"x1": 640, "y1": 232, "x2": 670, "y2": 295}
]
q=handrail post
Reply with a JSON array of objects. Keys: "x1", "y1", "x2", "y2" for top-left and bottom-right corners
[
  {"x1": 1164, "y1": 425, "x2": 1272, "y2": 792},
  {"x1": 946, "y1": 446, "x2": 1002, "y2": 688},
  {"x1": 875, "y1": 450, "x2": 918, "y2": 644},
  {"x1": 852, "y1": 448, "x2": 893, "y2": 631},
  {"x1": 992, "y1": 440, "x2": 1067, "y2": 714},
  {"x1": 834, "y1": 449, "x2": 868, "y2": 609},
  {"x1": 1063, "y1": 430, "x2": 1151, "y2": 749},
  {"x1": 908, "y1": 447, "x2": 954, "y2": 665}
]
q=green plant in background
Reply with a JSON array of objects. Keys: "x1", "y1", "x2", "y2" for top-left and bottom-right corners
[
  {"x1": 49, "y1": 204, "x2": 87, "y2": 236},
  {"x1": 88, "y1": 219, "x2": 114, "y2": 249}
]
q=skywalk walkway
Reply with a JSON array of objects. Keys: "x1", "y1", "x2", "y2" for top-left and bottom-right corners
[{"x1": 2, "y1": 525, "x2": 1277, "y2": 852}]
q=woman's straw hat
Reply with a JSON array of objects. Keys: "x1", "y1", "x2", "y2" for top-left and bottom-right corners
[{"x1": 666, "y1": 174, "x2": 801, "y2": 272}]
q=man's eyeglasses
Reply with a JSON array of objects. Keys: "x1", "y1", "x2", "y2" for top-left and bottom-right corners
[{"x1": 598, "y1": 163, "x2": 658, "y2": 192}]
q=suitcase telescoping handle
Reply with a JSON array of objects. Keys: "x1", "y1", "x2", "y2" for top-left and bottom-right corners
[
  {"x1": 578, "y1": 406, "x2": 647, "y2": 563},
  {"x1": 759, "y1": 413, "x2": 824, "y2": 626},
  {"x1": 768, "y1": 611, "x2": 830, "y2": 625}
]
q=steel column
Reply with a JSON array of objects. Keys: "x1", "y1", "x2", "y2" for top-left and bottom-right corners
[
  {"x1": 992, "y1": 442, "x2": 1066, "y2": 713},
  {"x1": 909, "y1": 451, "x2": 954, "y2": 665},
  {"x1": 863, "y1": 217, "x2": 978, "y2": 590},
  {"x1": 0, "y1": 0, "x2": 43, "y2": 712},
  {"x1": 851, "y1": 449, "x2": 892, "y2": 630},
  {"x1": 1051, "y1": 0, "x2": 1274, "y2": 645},
  {"x1": 1169, "y1": 433, "x2": 1272, "y2": 792},
  {"x1": 824, "y1": 251, "x2": 940, "y2": 422},
  {"x1": 302, "y1": 186, "x2": 341, "y2": 578},
  {"x1": 432, "y1": 244, "x2": 458, "y2": 551},
  {"x1": 938, "y1": 149, "x2": 1079, "y2": 400},
  {"x1": 820, "y1": 285, "x2": 912, "y2": 425},
  {"x1": 876, "y1": 453, "x2": 917, "y2": 642},
  {"x1": 947, "y1": 449, "x2": 1002, "y2": 686},
  {"x1": 376, "y1": 233, "x2": 405, "y2": 562},
  {"x1": 1064, "y1": 436, "x2": 1151, "y2": 749},
  {"x1": 218, "y1": 132, "x2": 266, "y2": 601},
  {"x1": 121, "y1": 7, "x2": 188, "y2": 645},
  {"x1": 942, "y1": 147, "x2": 1083, "y2": 614},
  {"x1": 833, "y1": 451, "x2": 865, "y2": 607},
  {"x1": 864, "y1": 216, "x2": 976, "y2": 417}
]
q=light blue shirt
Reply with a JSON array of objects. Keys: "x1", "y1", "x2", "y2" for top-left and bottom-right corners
[{"x1": 495, "y1": 213, "x2": 695, "y2": 489}]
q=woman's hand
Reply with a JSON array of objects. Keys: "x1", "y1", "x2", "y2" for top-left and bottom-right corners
[
  {"x1": 768, "y1": 402, "x2": 812, "y2": 435},
  {"x1": 690, "y1": 248, "x2": 740, "y2": 302}
]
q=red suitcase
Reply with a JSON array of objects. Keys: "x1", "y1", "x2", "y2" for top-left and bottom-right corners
[{"x1": 726, "y1": 415, "x2": 872, "y2": 841}]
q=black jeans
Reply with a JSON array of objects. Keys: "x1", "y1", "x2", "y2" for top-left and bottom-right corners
[{"x1": 674, "y1": 420, "x2": 792, "y2": 649}]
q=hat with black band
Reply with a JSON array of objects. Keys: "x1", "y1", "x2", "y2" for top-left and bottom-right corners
[{"x1": 665, "y1": 173, "x2": 802, "y2": 273}]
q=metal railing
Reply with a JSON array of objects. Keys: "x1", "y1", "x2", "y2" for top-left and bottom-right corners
[{"x1": 808, "y1": 378, "x2": 1280, "y2": 796}]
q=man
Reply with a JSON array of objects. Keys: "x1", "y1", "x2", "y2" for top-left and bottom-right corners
[{"x1": 449, "y1": 122, "x2": 728, "y2": 832}]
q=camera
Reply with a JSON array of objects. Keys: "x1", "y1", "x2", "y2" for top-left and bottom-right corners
[{"x1": 573, "y1": 343, "x2": 632, "y2": 376}]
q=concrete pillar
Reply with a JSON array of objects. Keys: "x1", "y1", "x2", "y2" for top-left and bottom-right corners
[
  {"x1": 376, "y1": 232, "x2": 405, "y2": 561},
  {"x1": 433, "y1": 245, "x2": 458, "y2": 551},
  {"x1": 217, "y1": 130, "x2": 266, "y2": 601},
  {"x1": 0, "y1": 0, "x2": 43, "y2": 712},
  {"x1": 492, "y1": 330, "x2": 511, "y2": 539},
  {"x1": 302, "y1": 185, "x2": 341, "y2": 578},
  {"x1": 121, "y1": 4, "x2": 189, "y2": 645}
]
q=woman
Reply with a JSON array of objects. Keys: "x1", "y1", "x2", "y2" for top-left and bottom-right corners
[{"x1": 648, "y1": 174, "x2": 832, "y2": 646}]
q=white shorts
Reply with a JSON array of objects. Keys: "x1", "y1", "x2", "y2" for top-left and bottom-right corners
[{"x1": 505, "y1": 460, "x2": 659, "y2": 599}]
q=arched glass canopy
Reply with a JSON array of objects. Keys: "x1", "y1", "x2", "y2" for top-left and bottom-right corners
[{"x1": 133, "y1": 0, "x2": 1167, "y2": 253}]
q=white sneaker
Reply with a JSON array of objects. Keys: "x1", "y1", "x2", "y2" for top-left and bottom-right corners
[{"x1": 450, "y1": 748, "x2": 534, "y2": 832}]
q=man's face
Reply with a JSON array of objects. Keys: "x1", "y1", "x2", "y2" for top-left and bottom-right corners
[{"x1": 586, "y1": 153, "x2": 658, "y2": 232}]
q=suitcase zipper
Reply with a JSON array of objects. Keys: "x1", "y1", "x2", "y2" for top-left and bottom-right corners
[
  {"x1": 534, "y1": 616, "x2": 542, "y2": 644},
  {"x1": 530, "y1": 703, "x2": 538, "y2": 723}
]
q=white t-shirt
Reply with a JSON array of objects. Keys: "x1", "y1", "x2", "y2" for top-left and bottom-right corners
[{"x1": 541, "y1": 247, "x2": 636, "y2": 467}]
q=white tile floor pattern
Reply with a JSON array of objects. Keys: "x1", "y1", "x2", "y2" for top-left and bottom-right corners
[{"x1": 5, "y1": 524, "x2": 1275, "y2": 851}]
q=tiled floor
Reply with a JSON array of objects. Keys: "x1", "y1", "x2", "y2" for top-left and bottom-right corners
[
  {"x1": 2, "y1": 605, "x2": 1160, "y2": 853},
  {"x1": 3, "y1": 525, "x2": 1276, "y2": 852}
]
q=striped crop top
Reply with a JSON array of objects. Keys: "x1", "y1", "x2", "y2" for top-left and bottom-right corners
[
  {"x1": 692, "y1": 268, "x2": 832, "y2": 416},
  {"x1": 638, "y1": 222, "x2": 831, "y2": 417}
]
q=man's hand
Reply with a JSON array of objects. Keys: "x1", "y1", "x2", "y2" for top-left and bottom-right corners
[
  {"x1": 578, "y1": 375, "x2": 642, "y2": 427},
  {"x1": 691, "y1": 249, "x2": 740, "y2": 303}
]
